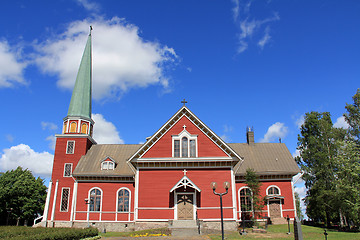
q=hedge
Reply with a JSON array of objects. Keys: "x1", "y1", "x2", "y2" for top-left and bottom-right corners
[{"x1": 0, "y1": 226, "x2": 98, "y2": 240}]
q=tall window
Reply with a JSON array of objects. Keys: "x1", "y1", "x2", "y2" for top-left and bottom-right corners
[
  {"x1": 267, "y1": 186, "x2": 280, "y2": 195},
  {"x1": 60, "y1": 188, "x2": 70, "y2": 212},
  {"x1": 89, "y1": 189, "x2": 101, "y2": 212},
  {"x1": 240, "y1": 188, "x2": 252, "y2": 212},
  {"x1": 181, "y1": 137, "x2": 188, "y2": 157},
  {"x1": 66, "y1": 141, "x2": 75, "y2": 154},
  {"x1": 63, "y1": 163, "x2": 72, "y2": 177},
  {"x1": 118, "y1": 189, "x2": 130, "y2": 212},
  {"x1": 174, "y1": 140, "x2": 180, "y2": 157},
  {"x1": 189, "y1": 140, "x2": 196, "y2": 157}
]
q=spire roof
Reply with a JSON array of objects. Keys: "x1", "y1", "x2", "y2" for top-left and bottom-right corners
[{"x1": 67, "y1": 32, "x2": 92, "y2": 119}]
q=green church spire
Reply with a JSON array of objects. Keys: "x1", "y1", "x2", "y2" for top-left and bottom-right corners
[{"x1": 67, "y1": 29, "x2": 92, "y2": 119}]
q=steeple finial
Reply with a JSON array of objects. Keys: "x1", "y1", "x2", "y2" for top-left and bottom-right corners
[{"x1": 89, "y1": 25, "x2": 93, "y2": 36}]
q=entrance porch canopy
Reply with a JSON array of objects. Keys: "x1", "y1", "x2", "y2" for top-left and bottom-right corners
[{"x1": 170, "y1": 175, "x2": 201, "y2": 192}]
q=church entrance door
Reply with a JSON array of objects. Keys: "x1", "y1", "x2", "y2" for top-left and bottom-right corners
[
  {"x1": 269, "y1": 200, "x2": 281, "y2": 218},
  {"x1": 177, "y1": 194, "x2": 194, "y2": 220}
]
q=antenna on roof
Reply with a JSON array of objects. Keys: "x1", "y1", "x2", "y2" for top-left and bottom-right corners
[{"x1": 279, "y1": 137, "x2": 282, "y2": 143}]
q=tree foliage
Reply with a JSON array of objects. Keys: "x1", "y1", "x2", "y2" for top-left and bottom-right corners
[
  {"x1": 0, "y1": 167, "x2": 47, "y2": 225},
  {"x1": 245, "y1": 168, "x2": 264, "y2": 220},
  {"x1": 296, "y1": 89, "x2": 360, "y2": 229},
  {"x1": 294, "y1": 191, "x2": 304, "y2": 221}
]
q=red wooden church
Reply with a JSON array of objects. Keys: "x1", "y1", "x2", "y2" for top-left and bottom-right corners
[{"x1": 40, "y1": 31, "x2": 300, "y2": 231}]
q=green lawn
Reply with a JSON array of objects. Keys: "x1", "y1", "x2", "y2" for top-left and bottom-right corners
[{"x1": 208, "y1": 224, "x2": 360, "y2": 240}]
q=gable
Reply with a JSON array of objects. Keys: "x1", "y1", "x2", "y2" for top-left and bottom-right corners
[
  {"x1": 142, "y1": 116, "x2": 228, "y2": 158},
  {"x1": 129, "y1": 106, "x2": 243, "y2": 162}
]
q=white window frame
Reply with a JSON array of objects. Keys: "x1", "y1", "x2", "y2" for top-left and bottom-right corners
[
  {"x1": 66, "y1": 140, "x2": 75, "y2": 154},
  {"x1": 101, "y1": 158, "x2": 116, "y2": 170},
  {"x1": 238, "y1": 186, "x2": 253, "y2": 215},
  {"x1": 172, "y1": 130, "x2": 198, "y2": 158},
  {"x1": 63, "y1": 163, "x2": 73, "y2": 177},
  {"x1": 60, "y1": 187, "x2": 70, "y2": 212},
  {"x1": 266, "y1": 185, "x2": 281, "y2": 195},
  {"x1": 88, "y1": 187, "x2": 103, "y2": 212},
  {"x1": 116, "y1": 187, "x2": 131, "y2": 213}
]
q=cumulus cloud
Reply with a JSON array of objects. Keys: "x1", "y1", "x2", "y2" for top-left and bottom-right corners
[
  {"x1": 260, "y1": 122, "x2": 288, "y2": 143},
  {"x1": 0, "y1": 41, "x2": 27, "y2": 87},
  {"x1": 333, "y1": 116, "x2": 349, "y2": 129},
  {"x1": 0, "y1": 144, "x2": 53, "y2": 177},
  {"x1": 292, "y1": 149, "x2": 300, "y2": 158},
  {"x1": 34, "y1": 17, "x2": 178, "y2": 100},
  {"x1": 46, "y1": 135, "x2": 56, "y2": 150},
  {"x1": 231, "y1": 0, "x2": 279, "y2": 53},
  {"x1": 92, "y1": 113, "x2": 124, "y2": 144}
]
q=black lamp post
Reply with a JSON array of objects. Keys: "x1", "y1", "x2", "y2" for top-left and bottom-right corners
[
  {"x1": 324, "y1": 229, "x2": 328, "y2": 240},
  {"x1": 6, "y1": 208, "x2": 13, "y2": 225},
  {"x1": 286, "y1": 215, "x2": 290, "y2": 234},
  {"x1": 211, "y1": 181, "x2": 230, "y2": 240},
  {"x1": 85, "y1": 192, "x2": 95, "y2": 228}
]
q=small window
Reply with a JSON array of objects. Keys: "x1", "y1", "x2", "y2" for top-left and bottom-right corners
[
  {"x1": 60, "y1": 188, "x2": 70, "y2": 212},
  {"x1": 66, "y1": 141, "x2": 75, "y2": 154},
  {"x1": 70, "y1": 122, "x2": 77, "y2": 133},
  {"x1": 81, "y1": 123, "x2": 88, "y2": 134},
  {"x1": 268, "y1": 186, "x2": 280, "y2": 195},
  {"x1": 101, "y1": 161, "x2": 115, "y2": 170},
  {"x1": 190, "y1": 140, "x2": 196, "y2": 157},
  {"x1": 118, "y1": 189, "x2": 130, "y2": 212},
  {"x1": 64, "y1": 163, "x2": 72, "y2": 177},
  {"x1": 90, "y1": 189, "x2": 101, "y2": 212}
]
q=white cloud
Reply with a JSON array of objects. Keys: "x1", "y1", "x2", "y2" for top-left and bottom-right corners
[
  {"x1": 333, "y1": 116, "x2": 349, "y2": 129},
  {"x1": 295, "y1": 115, "x2": 305, "y2": 129},
  {"x1": 34, "y1": 17, "x2": 178, "y2": 100},
  {"x1": 258, "y1": 26, "x2": 271, "y2": 49},
  {"x1": 292, "y1": 149, "x2": 300, "y2": 158},
  {"x1": 0, "y1": 144, "x2": 53, "y2": 177},
  {"x1": 231, "y1": 1, "x2": 279, "y2": 53},
  {"x1": 0, "y1": 41, "x2": 27, "y2": 88},
  {"x1": 260, "y1": 122, "x2": 288, "y2": 143},
  {"x1": 76, "y1": 0, "x2": 100, "y2": 12},
  {"x1": 221, "y1": 125, "x2": 234, "y2": 142},
  {"x1": 92, "y1": 113, "x2": 124, "y2": 144},
  {"x1": 46, "y1": 135, "x2": 56, "y2": 150},
  {"x1": 41, "y1": 121, "x2": 58, "y2": 131}
]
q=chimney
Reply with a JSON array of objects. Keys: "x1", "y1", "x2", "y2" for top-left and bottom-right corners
[{"x1": 246, "y1": 126, "x2": 254, "y2": 145}]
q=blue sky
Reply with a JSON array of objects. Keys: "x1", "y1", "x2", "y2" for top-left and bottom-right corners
[{"x1": 0, "y1": 0, "x2": 359, "y2": 217}]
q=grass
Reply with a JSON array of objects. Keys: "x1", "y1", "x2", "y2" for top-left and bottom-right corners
[
  {"x1": 208, "y1": 224, "x2": 360, "y2": 240},
  {"x1": 100, "y1": 228, "x2": 171, "y2": 237}
]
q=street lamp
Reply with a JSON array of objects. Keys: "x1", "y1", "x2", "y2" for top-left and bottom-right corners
[
  {"x1": 211, "y1": 181, "x2": 230, "y2": 240},
  {"x1": 85, "y1": 192, "x2": 96, "y2": 228}
]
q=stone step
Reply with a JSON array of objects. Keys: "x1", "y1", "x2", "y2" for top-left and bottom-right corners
[
  {"x1": 170, "y1": 220, "x2": 198, "y2": 228},
  {"x1": 171, "y1": 227, "x2": 201, "y2": 237}
]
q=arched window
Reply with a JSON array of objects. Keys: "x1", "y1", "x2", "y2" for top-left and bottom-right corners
[
  {"x1": 89, "y1": 188, "x2": 102, "y2": 212},
  {"x1": 239, "y1": 188, "x2": 252, "y2": 212},
  {"x1": 181, "y1": 137, "x2": 188, "y2": 157},
  {"x1": 70, "y1": 122, "x2": 77, "y2": 133},
  {"x1": 101, "y1": 161, "x2": 115, "y2": 170},
  {"x1": 267, "y1": 186, "x2": 280, "y2": 195},
  {"x1": 63, "y1": 122, "x2": 67, "y2": 133},
  {"x1": 81, "y1": 123, "x2": 88, "y2": 134},
  {"x1": 117, "y1": 188, "x2": 130, "y2": 212}
]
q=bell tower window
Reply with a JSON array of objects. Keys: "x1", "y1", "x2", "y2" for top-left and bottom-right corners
[
  {"x1": 66, "y1": 141, "x2": 75, "y2": 154},
  {"x1": 81, "y1": 123, "x2": 88, "y2": 134},
  {"x1": 70, "y1": 122, "x2": 77, "y2": 133}
]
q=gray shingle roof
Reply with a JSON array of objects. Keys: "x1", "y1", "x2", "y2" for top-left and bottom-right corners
[
  {"x1": 229, "y1": 143, "x2": 300, "y2": 176},
  {"x1": 73, "y1": 143, "x2": 299, "y2": 177}
]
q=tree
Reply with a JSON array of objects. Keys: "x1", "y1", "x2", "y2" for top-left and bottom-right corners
[
  {"x1": 0, "y1": 167, "x2": 47, "y2": 225},
  {"x1": 344, "y1": 88, "x2": 360, "y2": 143},
  {"x1": 245, "y1": 168, "x2": 264, "y2": 222},
  {"x1": 296, "y1": 111, "x2": 342, "y2": 226}
]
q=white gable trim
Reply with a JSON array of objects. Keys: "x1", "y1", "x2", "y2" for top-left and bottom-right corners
[
  {"x1": 128, "y1": 106, "x2": 243, "y2": 163},
  {"x1": 170, "y1": 175, "x2": 201, "y2": 192}
]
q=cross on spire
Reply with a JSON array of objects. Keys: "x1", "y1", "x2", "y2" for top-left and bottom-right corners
[
  {"x1": 181, "y1": 99, "x2": 187, "y2": 106},
  {"x1": 183, "y1": 169, "x2": 187, "y2": 176},
  {"x1": 183, "y1": 125, "x2": 187, "y2": 130}
]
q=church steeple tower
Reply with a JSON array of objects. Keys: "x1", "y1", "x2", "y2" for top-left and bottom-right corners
[{"x1": 62, "y1": 28, "x2": 94, "y2": 136}]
